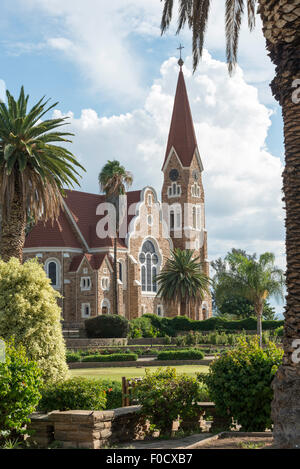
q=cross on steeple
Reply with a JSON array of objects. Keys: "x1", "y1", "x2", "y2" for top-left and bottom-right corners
[{"x1": 177, "y1": 44, "x2": 184, "y2": 68}]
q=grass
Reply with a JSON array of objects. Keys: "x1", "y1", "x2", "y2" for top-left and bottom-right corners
[{"x1": 70, "y1": 365, "x2": 209, "y2": 381}]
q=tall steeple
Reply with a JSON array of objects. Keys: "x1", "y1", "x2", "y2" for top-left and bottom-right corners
[
  {"x1": 161, "y1": 52, "x2": 212, "y2": 320},
  {"x1": 162, "y1": 61, "x2": 203, "y2": 171}
]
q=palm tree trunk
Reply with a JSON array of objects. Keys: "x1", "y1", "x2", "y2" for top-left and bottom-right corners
[
  {"x1": 180, "y1": 299, "x2": 187, "y2": 316},
  {"x1": 0, "y1": 181, "x2": 26, "y2": 263},
  {"x1": 258, "y1": 0, "x2": 300, "y2": 448}
]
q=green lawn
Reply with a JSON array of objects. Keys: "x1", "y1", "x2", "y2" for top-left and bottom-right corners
[{"x1": 70, "y1": 365, "x2": 209, "y2": 382}]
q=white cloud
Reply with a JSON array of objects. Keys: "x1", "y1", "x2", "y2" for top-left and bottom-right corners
[
  {"x1": 17, "y1": 0, "x2": 276, "y2": 106},
  {"x1": 0, "y1": 79, "x2": 5, "y2": 101},
  {"x1": 53, "y1": 53, "x2": 284, "y2": 273},
  {"x1": 17, "y1": 0, "x2": 164, "y2": 106}
]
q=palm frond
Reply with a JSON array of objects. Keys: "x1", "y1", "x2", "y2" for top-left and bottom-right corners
[
  {"x1": 0, "y1": 86, "x2": 86, "y2": 223},
  {"x1": 160, "y1": 0, "x2": 258, "y2": 74}
]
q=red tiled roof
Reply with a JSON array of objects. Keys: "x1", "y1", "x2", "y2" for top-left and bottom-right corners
[
  {"x1": 24, "y1": 209, "x2": 82, "y2": 249},
  {"x1": 69, "y1": 253, "x2": 109, "y2": 272},
  {"x1": 25, "y1": 189, "x2": 142, "y2": 251},
  {"x1": 162, "y1": 69, "x2": 198, "y2": 169}
]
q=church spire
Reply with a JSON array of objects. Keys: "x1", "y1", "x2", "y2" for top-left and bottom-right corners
[{"x1": 162, "y1": 58, "x2": 199, "y2": 170}]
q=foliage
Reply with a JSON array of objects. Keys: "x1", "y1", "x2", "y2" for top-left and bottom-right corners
[
  {"x1": 212, "y1": 251, "x2": 284, "y2": 345},
  {"x1": 85, "y1": 314, "x2": 130, "y2": 338},
  {"x1": 99, "y1": 159, "x2": 133, "y2": 197},
  {"x1": 99, "y1": 379, "x2": 122, "y2": 409},
  {"x1": 136, "y1": 314, "x2": 283, "y2": 337},
  {"x1": 274, "y1": 326, "x2": 284, "y2": 338},
  {"x1": 156, "y1": 349, "x2": 205, "y2": 361},
  {"x1": 160, "y1": 0, "x2": 257, "y2": 73},
  {"x1": 156, "y1": 249, "x2": 211, "y2": 316},
  {"x1": 0, "y1": 86, "x2": 85, "y2": 226},
  {"x1": 38, "y1": 377, "x2": 107, "y2": 413},
  {"x1": 81, "y1": 353, "x2": 137, "y2": 362},
  {"x1": 66, "y1": 352, "x2": 81, "y2": 363},
  {"x1": 129, "y1": 316, "x2": 161, "y2": 338},
  {"x1": 200, "y1": 338, "x2": 283, "y2": 431},
  {"x1": 0, "y1": 339, "x2": 42, "y2": 441},
  {"x1": 0, "y1": 258, "x2": 69, "y2": 384},
  {"x1": 132, "y1": 367, "x2": 207, "y2": 435}
]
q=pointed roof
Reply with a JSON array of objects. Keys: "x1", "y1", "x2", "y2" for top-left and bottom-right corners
[
  {"x1": 24, "y1": 189, "x2": 143, "y2": 251},
  {"x1": 162, "y1": 68, "x2": 200, "y2": 170}
]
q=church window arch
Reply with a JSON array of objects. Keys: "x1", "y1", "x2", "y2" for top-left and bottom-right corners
[
  {"x1": 45, "y1": 258, "x2": 60, "y2": 289},
  {"x1": 139, "y1": 240, "x2": 159, "y2": 293}
]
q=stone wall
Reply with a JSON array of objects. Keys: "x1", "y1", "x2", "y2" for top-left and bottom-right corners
[{"x1": 27, "y1": 406, "x2": 149, "y2": 449}]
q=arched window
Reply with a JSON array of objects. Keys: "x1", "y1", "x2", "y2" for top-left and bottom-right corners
[
  {"x1": 170, "y1": 210, "x2": 175, "y2": 230},
  {"x1": 139, "y1": 240, "x2": 159, "y2": 293},
  {"x1": 101, "y1": 299, "x2": 110, "y2": 315},
  {"x1": 118, "y1": 261, "x2": 123, "y2": 282},
  {"x1": 45, "y1": 259, "x2": 60, "y2": 289}
]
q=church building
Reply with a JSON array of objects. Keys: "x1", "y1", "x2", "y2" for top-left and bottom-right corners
[{"x1": 23, "y1": 59, "x2": 212, "y2": 326}]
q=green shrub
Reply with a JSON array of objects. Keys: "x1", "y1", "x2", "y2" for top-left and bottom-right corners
[
  {"x1": 201, "y1": 338, "x2": 283, "y2": 431},
  {"x1": 274, "y1": 326, "x2": 283, "y2": 338},
  {"x1": 85, "y1": 314, "x2": 129, "y2": 338},
  {"x1": 0, "y1": 339, "x2": 42, "y2": 440},
  {"x1": 99, "y1": 380, "x2": 122, "y2": 409},
  {"x1": 132, "y1": 368, "x2": 179, "y2": 434},
  {"x1": 132, "y1": 367, "x2": 207, "y2": 435},
  {"x1": 129, "y1": 316, "x2": 161, "y2": 338},
  {"x1": 66, "y1": 352, "x2": 81, "y2": 363},
  {"x1": 81, "y1": 353, "x2": 138, "y2": 362},
  {"x1": 156, "y1": 349, "x2": 205, "y2": 361},
  {"x1": 135, "y1": 315, "x2": 283, "y2": 336},
  {"x1": 0, "y1": 258, "x2": 68, "y2": 384},
  {"x1": 38, "y1": 377, "x2": 106, "y2": 412}
]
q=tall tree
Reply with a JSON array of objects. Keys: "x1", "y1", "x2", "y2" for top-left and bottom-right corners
[
  {"x1": 160, "y1": 0, "x2": 300, "y2": 448},
  {"x1": 0, "y1": 87, "x2": 85, "y2": 262},
  {"x1": 155, "y1": 248, "x2": 210, "y2": 316},
  {"x1": 99, "y1": 160, "x2": 133, "y2": 315},
  {"x1": 212, "y1": 249, "x2": 278, "y2": 320},
  {"x1": 216, "y1": 251, "x2": 284, "y2": 345}
]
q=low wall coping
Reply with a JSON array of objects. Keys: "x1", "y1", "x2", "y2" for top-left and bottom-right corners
[{"x1": 68, "y1": 359, "x2": 212, "y2": 369}]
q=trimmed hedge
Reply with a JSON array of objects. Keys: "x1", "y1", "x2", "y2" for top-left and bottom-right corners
[
  {"x1": 81, "y1": 353, "x2": 138, "y2": 362},
  {"x1": 156, "y1": 349, "x2": 205, "y2": 361},
  {"x1": 85, "y1": 314, "x2": 129, "y2": 338},
  {"x1": 142, "y1": 314, "x2": 283, "y2": 336},
  {"x1": 38, "y1": 377, "x2": 106, "y2": 412}
]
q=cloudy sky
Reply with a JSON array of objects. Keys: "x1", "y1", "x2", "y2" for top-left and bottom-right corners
[{"x1": 0, "y1": 0, "x2": 286, "y2": 316}]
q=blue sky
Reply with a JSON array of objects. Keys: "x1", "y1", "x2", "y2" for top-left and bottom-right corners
[{"x1": 0, "y1": 0, "x2": 286, "y2": 316}]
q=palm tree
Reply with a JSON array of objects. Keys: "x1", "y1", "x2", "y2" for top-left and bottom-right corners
[
  {"x1": 155, "y1": 248, "x2": 211, "y2": 316},
  {"x1": 160, "y1": 0, "x2": 300, "y2": 448},
  {"x1": 0, "y1": 87, "x2": 85, "y2": 262},
  {"x1": 99, "y1": 160, "x2": 133, "y2": 315},
  {"x1": 216, "y1": 251, "x2": 284, "y2": 346}
]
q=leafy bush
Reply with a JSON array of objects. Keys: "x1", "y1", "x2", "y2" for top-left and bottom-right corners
[
  {"x1": 129, "y1": 316, "x2": 160, "y2": 338},
  {"x1": 132, "y1": 367, "x2": 207, "y2": 435},
  {"x1": 66, "y1": 352, "x2": 81, "y2": 363},
  {"x1": 132, "y1": 314, "x2": 283, "y2": 337},
  {"x1": 81, "y1": 353, "x2": 137, "y2": 362},
  {"x1": 0, "y1": 339, "x2": 42, "y2": 440},
  {"x1": 201, "y1": 338, "x2": 283, "y2": 431},
  {"x1": 274, "y1": 326, "x2": 283, "y2": 338},
  {"x1": 0, "y1": 258, "x2": 68, "y2": 384},
  {"x1": 99, "y1": 380, "x2": 122, "y2": 409},
  {"x1": 85, "y1": 314, "x2": 129, "y2": 338},
  {"x1": 156, "y1": 349, "x2": 205, "y2": 361},
  {"x1": 38, "y1": 377, "x2": 106, "y2": 412}
]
